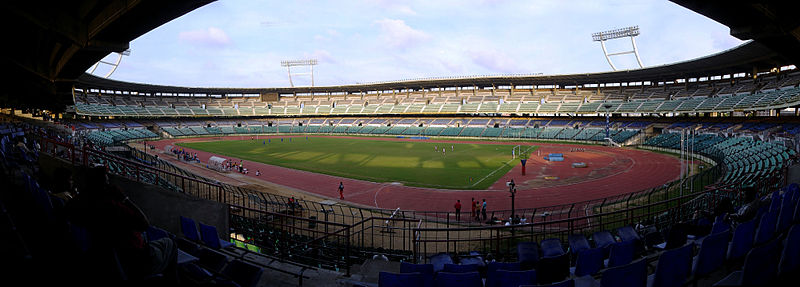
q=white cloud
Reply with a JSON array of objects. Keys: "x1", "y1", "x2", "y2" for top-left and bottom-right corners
[
  {"x1": 178, "y1": 27, "x2": 231, "y2": 47},
  {"x1": 468, "y1": 48, "x2": 520, "y2": 74},
  {"x1": 374, "y1": 18, "x2": 431, "y2": 50}
]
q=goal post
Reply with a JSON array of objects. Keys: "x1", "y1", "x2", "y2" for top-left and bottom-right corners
[{"x1": 512, "y1": 145, "x2": 523, "y2": 159}]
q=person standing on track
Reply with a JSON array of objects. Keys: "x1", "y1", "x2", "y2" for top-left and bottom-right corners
[
  {"x1": 471, "y1": 197, "x2": 476, "y2": 219},
  {"x1": 338, "y1": 182, "x2": 344, "y2": 200},
  {"x1": 481, "y1": 199, "x2": 487, "y2": 222},
  {"x1": 454, "y1": 200, "x2": 462, "y2": 221}
]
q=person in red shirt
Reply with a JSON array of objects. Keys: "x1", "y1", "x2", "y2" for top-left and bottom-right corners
[
  {"x1": 454, "y1": 200, "x2": 462, "y2": 221},
  {"x1": 471, "y1": 198, "x2": 476, "y2": 219}
]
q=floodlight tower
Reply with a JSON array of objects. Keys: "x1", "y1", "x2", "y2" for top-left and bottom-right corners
[
  {"x1": 281, "y1": 59, "x2": 318, "y2": 87},
  {"x1": 591, "y1": 26, "x2": 644, "y2": 71},
  {"x1": 88, "y1": 49, "x2": 130, "y2": 78},
  {"x1": 603, "y1": 103, "x2": 613, "y2": 140}
]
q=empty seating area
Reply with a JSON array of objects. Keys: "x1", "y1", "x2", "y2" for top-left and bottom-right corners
[
  {"x1": 72, "y1": 72, "x2": 800, "y2": 117},
  {"x1": 86, "y1": 128, "x2": 158, "y2": 146},
  {"x1": 645, "y1": 132, "x2": 795, "y2": 186}
]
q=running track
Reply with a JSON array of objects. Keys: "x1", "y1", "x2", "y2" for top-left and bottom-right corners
[{"x1": 149, "y1": 135, "x2": 681, "y2": 212}]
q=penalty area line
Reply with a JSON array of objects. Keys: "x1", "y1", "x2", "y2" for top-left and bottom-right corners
[{"x1": 469, "y1": 145, "x2": 536, "y2": 188}]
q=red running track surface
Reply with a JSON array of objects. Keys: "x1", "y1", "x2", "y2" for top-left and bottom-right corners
[{"x1": 149, "y1": 135, "x2": 681, "y2": 212}]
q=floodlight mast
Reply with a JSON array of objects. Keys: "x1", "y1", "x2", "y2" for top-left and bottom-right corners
[
  {"x1": 281, "y1": 59, "x2": 318, "y2": 87},
  {"x1": 89, "y1": 49, "x2": 130, "y2": 78},
  {"x1": 591, "y1": 26, "x2": 644, "y2": 71}
]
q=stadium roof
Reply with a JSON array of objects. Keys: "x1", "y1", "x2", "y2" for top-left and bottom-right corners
[
  {"x1": 670, "y1": 0, "x2": 800, "y2": 65},
  {"x1": 77, "y1": 40, "x2": 789, "y2": 95},
  {"x1": 0, "y1": 0, "x2": 214, "y2": 110},
  {"x1": 2, "y1": 0, "x2": 800, "y2": 109}
]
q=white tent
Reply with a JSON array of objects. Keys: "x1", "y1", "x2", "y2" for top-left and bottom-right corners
[{"x1": 208, "y1": 156, "x2": 228, "y2": 172}]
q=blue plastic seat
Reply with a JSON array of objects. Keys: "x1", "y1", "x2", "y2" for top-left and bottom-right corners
[
  {"x1": 778, "y1": 224, "x2": 800, "y2": 278},
  {"x1": 713, "y1": 237, "x2": 781, "y2": 286},
  {"x1": 430, "y1": 253, "x2": 454, "y2": 273},
  {"x1": 198, "y1": 222, "x2": 234, "y2": 249},
  {"x1": 443, "y1": 263, "x2": 479, "y2": 273},
  {"x1": 400, "y1": 263, "x2": 434, "y2": 287},
  {"x1": 518, "y1": 241, "x2": 541, "y2": 269},
  {"x1": 600, "y1": 258, "x2": 647, "y2": 287},
  {"x1": 380, "y1": 272, "x2": 426, "y2": 287},
  {"x1": 710, "y1": 219, "x2": 730, "y2": 235},
  {"x1": 433, "y1": 271, "x2": 482, "y2": 287},
  {"x1": 400, "y1": 262, "x2": 434, "y2": 274},
  {"x1": 180, "y1": 216, "x2": 201, "y2": 242},
  {"x1": 146, "y1": 225, "x2": 170, "y2": 242},
  {"x1": 692, "y1": 230, "x2": 730, "y2": 279},
  {"x1": 606, "y1": 240, "x2": 635, "y2": 268},
  {"x1": 541, "y1": 238, "x2": 565, "y2": 257},
  {"x1": 497, "y1": 269, "x2": 537, "y2": 287},
  {"x1": 568, "y1": 234, "x2": 591, "y2": 256},
  {"x1": 616, "y1": 225, "x2": 641, "y2": 243},
  {"x1": 617, "y1": 225, "x2": 645, "y2": 255},
  {"x1": 486, "y1": 262, "x2": 521, "y2": 287},
  {"x1": 754, "y1": 210, "x2": 777, "y2": 246},
  {"x1": 726, "y1": 219, "x2": 754, "y2": 262},
  {"x1": 769, "y1": 191, "x2": 781, "y2": 213},
  {"x1": 776, "y1": 199, "x2": 794, "y2": 234},
  {"x1": 592, "y1": 230, "x2": 616, "y2": 255},
  {"x1": 794, "y1": 199, "x2": 800, "y2": 223},
  {"x1": 571, "y1": 248, "x2": 604, "y2": 277},
  {"x1": 647, "y1": 243, "x2": 693, "y2": 287}
]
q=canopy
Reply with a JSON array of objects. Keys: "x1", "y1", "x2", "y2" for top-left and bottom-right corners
[{"x1": 208, "y1": 156, "x2": 228, "y2": 171}]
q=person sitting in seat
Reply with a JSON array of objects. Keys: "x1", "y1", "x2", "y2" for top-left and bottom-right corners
[
  {"x1": 729, "y1": 185, "x2": 769, "y2": 224},
  {"x1": 66, "y1": 166, "x2": 178, "y2": 283}
]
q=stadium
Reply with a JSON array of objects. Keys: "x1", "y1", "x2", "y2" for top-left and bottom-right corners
[{"x1": 1, "y1": 1, "x2": 800, "y2": 286}]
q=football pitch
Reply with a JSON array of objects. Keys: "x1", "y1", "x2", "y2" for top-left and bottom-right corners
[{"x1": 177, "y1": 137, "x2": 537, "y2": 189}]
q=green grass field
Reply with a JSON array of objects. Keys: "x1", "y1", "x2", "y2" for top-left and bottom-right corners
[{"x1": 178, "y1": 137, "x2": 536, "y2": 189}]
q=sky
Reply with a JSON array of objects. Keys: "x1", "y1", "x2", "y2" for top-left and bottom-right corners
[{"x1": 96, "y1": 0, "x2": 745, "y2": 89}]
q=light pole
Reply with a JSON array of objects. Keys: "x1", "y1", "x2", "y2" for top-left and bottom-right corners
[
  {"x1": 509, "y1": 179, "x2": 517, "y2": 219},
  {"x1": 281, "y1": 59, "x2": 318, "y2": 87},
  {"x1": 603, "y1": 103, "x2": 613, "y2": 140},
  {"x1": 591, "y1": 26, "x2": 644, "y2": 71}
]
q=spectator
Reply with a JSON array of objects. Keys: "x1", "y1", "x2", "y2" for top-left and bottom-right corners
[
  {"x1": 66, "y1": 166, "x2": 178, "y2": 282},
  {"x1": 471, "y1": 198, "x2": 476, "y2": 219},
  {"x1": 481, "y1": 199, "x2": 487, "y2": 221},
  {"x1": 730, "y1": 185, "x2": 769, "y2": 224},
  {"x1": 475, "y1": 200, "x2": 481, "y2": 222},
  {"x1": 512, "y1": 214, "x2": 521, "y2": 225},
  {"x1": 454, "y1": 200, "x2": 462, "y2": 221}
]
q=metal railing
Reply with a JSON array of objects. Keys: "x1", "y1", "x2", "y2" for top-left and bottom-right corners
[{"x1": 34, "y1": 136, "x2": 791, "y2": 274}]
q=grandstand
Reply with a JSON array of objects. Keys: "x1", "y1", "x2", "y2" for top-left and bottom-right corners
[{"x1": 3, "y1": 1, "x2": 800, "y2": 287}]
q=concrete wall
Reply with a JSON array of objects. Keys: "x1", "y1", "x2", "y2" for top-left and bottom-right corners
[
  {"x1": 38, "y1": 153, "x2": 229, "y2": 239},
  {"x1": 113, "y1": 176, "x2": 229, "y2": 239}
]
